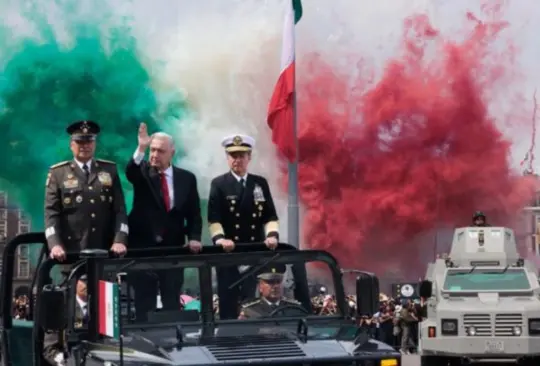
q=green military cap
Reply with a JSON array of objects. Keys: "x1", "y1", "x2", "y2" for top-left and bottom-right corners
[
  {"x1": 257, "y1": 263, "x2": 287, "y2": 281},
  {"x1": 67, "y1": 120, "x2": 101, "y2": 142}
]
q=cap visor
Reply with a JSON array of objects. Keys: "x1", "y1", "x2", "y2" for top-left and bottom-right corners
[
  {"x1": 71, "y1": 135, "x2": 96, "y2": 142},
  {"x1": 258, "y1": 274, "x2": 284, "y2": 281},
  {"x1": 226, "y1": 146, "x2": 251, "y2": 153}
]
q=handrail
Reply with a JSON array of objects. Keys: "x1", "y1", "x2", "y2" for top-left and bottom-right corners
[{"x1": 1, "y1": 232, "x2": 348, "y2": 327}]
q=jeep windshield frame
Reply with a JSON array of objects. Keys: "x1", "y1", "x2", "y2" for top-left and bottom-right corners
[{"x1": 33, "y1": 242, "x2": 347, "y2": 337}]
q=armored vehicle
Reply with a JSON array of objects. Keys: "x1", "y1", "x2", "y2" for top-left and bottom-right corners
[
  {"x1": 0, "y1": 232, "x2": 400, "y2": 366},
  {"x1": 418, "y1": 226, "x2": 540, "y2": 366}
]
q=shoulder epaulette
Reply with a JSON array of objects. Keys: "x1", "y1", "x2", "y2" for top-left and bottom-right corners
[
  {"x1": 96, "y1": 159, "x2": 116, "y2": 164},
  {"x1": 49, "y1": 161, "x2": 69, "y2": 169},
  {"x1": 241, "y1": 299, "x2": 261, "y2": 308},
  {"x1": 283, "y1": 298, "x2": 301, "y2": 305}
]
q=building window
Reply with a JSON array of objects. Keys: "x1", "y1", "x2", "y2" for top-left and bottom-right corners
[
  {"x1": 18, "y1": 210, "x2": 28, "y2": 221},
  {"x1": 0, "y1": 222, "x2": 6, "y2": 239},
  {"x1": 18, "y1": 244, "x2": 29, "y2": 260},
  {"x1": 17, "y1": 260, "x2": 30, "y2": 279},
  {"x1": 0, "y1": 209, "x2": 5, "y2": 221},
  {"x1": 0, "y1": 192, "x2": 6, "y2": 207},
  {"x1": 18, "y1": 225, "x2": 29, "y2": 234}
]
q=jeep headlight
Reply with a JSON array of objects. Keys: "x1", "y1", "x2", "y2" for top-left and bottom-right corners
[
  {"x1": 513, "y1": 326, "x2": 522, "y2": 336},
  {"x1": 466, "y1": 326, "x2": 476, "y2": 336},
  {"x1": 529, "y1": 318, "x2": 540, "y2": 335},
  {"x1": 441, "y1": 319, "x2": 458, "y2": 335}
]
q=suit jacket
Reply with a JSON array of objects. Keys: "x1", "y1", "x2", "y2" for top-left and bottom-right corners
[
  {"x1": 207, "y1": 172, "x2": 279, "y2": 244},
  {"x1": 44, "y1": 159, "x2": 128, "y2": 252},
  {"x1": 125, "y1": 158, "x2": 202, "y2": 247}
]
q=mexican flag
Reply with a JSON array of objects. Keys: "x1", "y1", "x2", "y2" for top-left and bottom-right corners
[
  {"x1": 267, "y1": 0, "x2": 303, "y2": 163},
  {"x1": 98, "y1": 280, "x2": 120, "y2": 339}
]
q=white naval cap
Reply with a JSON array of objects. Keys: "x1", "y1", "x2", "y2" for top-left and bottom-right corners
[{"x1": 221, "y1": 134, "x2": 255, "y2": 153}]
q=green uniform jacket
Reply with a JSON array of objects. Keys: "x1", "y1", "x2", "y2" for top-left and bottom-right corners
[{"x1": 44, "y1": 159, "x2": 128, "y2": 252}]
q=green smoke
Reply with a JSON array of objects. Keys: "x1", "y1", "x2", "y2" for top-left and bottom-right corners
[{"x1": 0, "y1": 1, "x2": 190, "y2": 229}]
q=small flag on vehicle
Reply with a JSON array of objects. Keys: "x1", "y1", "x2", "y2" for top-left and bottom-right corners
[{"x1": 98, "y1": 280, "x2": 120, "y2": 339}]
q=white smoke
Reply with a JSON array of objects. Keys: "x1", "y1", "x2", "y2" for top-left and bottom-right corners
[
  {"x1": 126, "y1": 0, "x2": 540, "y2": 243},
  {"x1": 3, "y1": 0, "x2": 540, "y2": 243}
]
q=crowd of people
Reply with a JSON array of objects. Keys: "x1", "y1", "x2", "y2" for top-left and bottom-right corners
[
  {"x1": 12, "y1": 294, "x2": 30, "y2": 320},
  {"x1": 311, "y1": 291, "x2": 424, "y2": 354}
]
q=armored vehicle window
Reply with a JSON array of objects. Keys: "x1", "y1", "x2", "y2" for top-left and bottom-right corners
[{"x1": 443, "y1": 268, "x2": 531, "y2": 291}]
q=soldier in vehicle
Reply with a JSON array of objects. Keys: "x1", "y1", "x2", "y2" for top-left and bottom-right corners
[
  {"x1": 208, "y1": 134, "x2": 280, "y2": 319},
  {"x1": 472, "y1": 211, "x2": 490, "y2": 227},
  {"x1": 238, "y1": 264, "x2": 306, "y2": 320},
  {"x1": 44, "y1": 120, "x2": 128, "y2": 261}
]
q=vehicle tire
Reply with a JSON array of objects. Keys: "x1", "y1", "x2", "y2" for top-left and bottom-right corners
[{"x1": 519, "y1": 356, "x2": 540, "y2": 366}]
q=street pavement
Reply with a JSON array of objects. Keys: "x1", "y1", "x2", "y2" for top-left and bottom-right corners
[{"x1": 402, "y1": 354, "x2": 421, "y2": 366}]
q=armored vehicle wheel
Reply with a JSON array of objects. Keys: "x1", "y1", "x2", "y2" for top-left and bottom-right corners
[
  {"x1": 421, "y1": 355, "x2": 461, "y2": 366},
  {"x1": 520, "y1": 357, "x2": 540, "y2": 366}
]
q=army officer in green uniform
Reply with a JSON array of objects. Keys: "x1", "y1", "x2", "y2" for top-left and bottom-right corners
[
  {"x1": 239, "y1": 264, "x2": 306, "y2": 319},
  {"x1": 44, "y1": 120, "x2": 128, "y2": 261},
  {"x1": 208, "y1": 134, "x2": 280, "y2": 319}
]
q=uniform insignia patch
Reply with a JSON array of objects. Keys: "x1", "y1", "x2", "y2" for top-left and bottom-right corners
[
  {"x1": 98, "y1": 171, "x2": 112, "y2": 186},
  {"x1": 232, "y1": 135, "x2": 243, "y2": 145},
  {"x1": 253, "y1": 185, "x2": 265, "y2": 202},
  {"x1": 63, "y1": 178, "x2": 79, "y2": 189}
]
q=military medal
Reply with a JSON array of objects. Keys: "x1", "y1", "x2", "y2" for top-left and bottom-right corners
[
  {"x1": 67, "y1": 173, "x2": 74, "y2": 179},
  {"x1": 230, "y1": 207, "x2": 234, "y2": 212},
  {"x1": 64, "y1": 197, "x2": 71, "y2": 204},
  {"x1": 258, "y1": 205, "x2": 263, "y2": 211},
  {"x1": 101, "y1": 195, "x2": 106, "y2": 202},
  {"x1": 109, "y1": 196, "x2": 113, "y2": 202},
  {"x1": 76, "y1": 195, "x2": 83, "y2": 203},
  {"x1": 231, "y1": 200, "x2": 236, "y2": 205},
  {"x1": 98, "y1": 171, "x2": 112, "y2": 186}
]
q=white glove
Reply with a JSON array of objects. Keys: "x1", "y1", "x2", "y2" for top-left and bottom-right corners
[{"x1": 54, "y1": 352, "x2": 66, "y2": 366}]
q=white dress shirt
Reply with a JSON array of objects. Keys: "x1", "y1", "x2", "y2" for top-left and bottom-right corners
[
  {"x1": 133, "y1": 149, "x2": 175, "y2": 208},
  {"x1": 230, "y1": 171, "x2": 248, "y2": 185},
  {"x1": 74, "y1": 158, "x2": 92, "y2": 173},
  {"x1": 76, "y1": 296, "x2": 87, "y2": 316}
]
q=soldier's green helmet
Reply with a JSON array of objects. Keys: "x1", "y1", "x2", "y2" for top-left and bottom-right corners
[{"x1": 473, "y1": 211, "x2": 486, "y2": 220}]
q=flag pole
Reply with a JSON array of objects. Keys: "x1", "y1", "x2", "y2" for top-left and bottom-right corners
[
  {"x1": 288, "y1": 92, "x2": 299, "y2": 248},
  {"x1": 287, "y1": 7, "x2": 300, "y2": 249}
]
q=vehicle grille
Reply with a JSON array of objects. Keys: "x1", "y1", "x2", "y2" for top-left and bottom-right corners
[
  {"x1": 463, "y1": 314, "x2": 492, "y2": 336},
  {"x1": 205, "y1": 335, "x2": 306, "y2": 361},
  {"x1": 495, "y1": 313, "x2": 523, "y2": 336},
  {"x1": 463, "y1": 313, "x2": 523, "y2": 336}
]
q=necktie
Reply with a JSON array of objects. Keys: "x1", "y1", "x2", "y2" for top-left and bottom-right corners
[
  {"x1": 82, "y1": 305, "x2": 88, "y2": 323},
  {"x1": 239, "y1": 178, "x2": 245, "y2": 196},
  {"x1": 160, "y1": 172, "x2": 171, "y2": 211},
  {"x1": 82, "y1": 164, "x2": 90, "y2": 182}
]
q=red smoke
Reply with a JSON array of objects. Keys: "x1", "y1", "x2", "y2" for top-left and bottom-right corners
[{"x1": 284, "y1": 8, "x2": 537, "y2": 279}]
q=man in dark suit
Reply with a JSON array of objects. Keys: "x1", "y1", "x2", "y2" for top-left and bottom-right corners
[
  {"x1": 44, "y1": 120, "x2": 128, "y2": 260},
  {"x1": 208, "y1": 134, "x2": 280, "y2": 319},
  {"x1": 126, "y1": 122, "x2": 202, "y2": 321}
]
